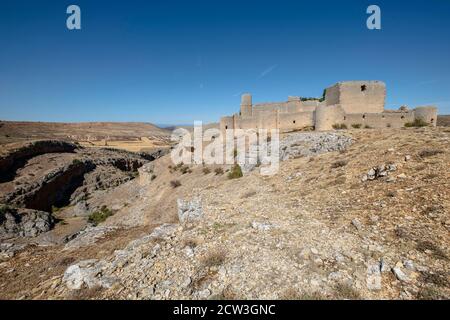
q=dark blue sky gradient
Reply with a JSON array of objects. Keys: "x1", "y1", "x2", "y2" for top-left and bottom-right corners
[{"x1": 1, "y1": 0, "x2": 449, "y2": 124}]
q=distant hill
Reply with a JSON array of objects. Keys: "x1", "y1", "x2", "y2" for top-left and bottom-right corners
[
  {"x1": 437, "y1": 115, "x2": 450, "y2": 127},
  {"x1": 0, "y1": 121, "x2": 171, "y2": 145}
]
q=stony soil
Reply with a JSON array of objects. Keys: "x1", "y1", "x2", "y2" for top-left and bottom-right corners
[{"x1": 0, "y1": 127, "x2": 449, "y2": 300}]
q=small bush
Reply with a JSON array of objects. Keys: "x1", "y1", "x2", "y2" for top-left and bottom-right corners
[
  {"x1": 51, "y1": 205, "x2": 61, "y2": 213},
  {"x1": 201, "y1": 248, "x2": 227, "y2": 267},
  {"x1": 227, "y1": 164, "x2": 243, "y2": 179},
  {"x1": 202, "y1": 167, "x2": 211, "y2": 175},
  {"x1": 333, "y1": 283, "x2": 361, "y2": 300},
  {"x1": 351, "y1": 124, "x2": 362, "y2": 129},
  {"x1": 170, "y1": 180, "x2": 181, "y2": 188},
  {"x1": 386, "y1": 123, "x2": 391, "y2": 128},
  {"x1": 386, "y1": 191, "x2": 396, "y2": 198},
  {"x1": 214, "y1": 167, "x2": 224, "y2": 175},
  {"x1": 180, "y1": 165, "x2": 192, "y2": 174},
  {"x1": 0, "y1": 204, "x2": 11, "y2": 215},
  {"x1": 418, "y1": 149, "x2": 443, "y2": 158},
  {"x1": 364, "y1": 125, "x2": 372, "y2": 129},
  {"x1": 0, "y1": 205, "x2": 11, "y2": 222},
  {"x1": 405, "y1": 118, "x2": 429, "y2": 127},
  {"x1": 72, "y1": 159, "x2": 82, "y2": 166},
  {"x1": 332, "y1": 123, "x2": 347, "y2": 130},
  {"x1": 88, "y1": 206, "x2": 114, "y2": 226},
  {"x1": 150, "y1": 174, "x2": 157, "y2": 181},
  {"x1": 331, "y1": 160, "x2": 348, "y2": 168},
  {"x1": 182, "y1": 237, "x2": 199, "y2": 248}
]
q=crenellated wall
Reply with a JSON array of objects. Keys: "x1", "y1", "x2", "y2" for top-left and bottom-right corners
[{"x1": 219, "y1": 81, "x2": 437, "y2": 135}]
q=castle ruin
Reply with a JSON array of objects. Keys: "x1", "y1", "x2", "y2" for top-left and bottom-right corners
[{"x1": 220, "y1": 81, "x2": 437, "y2": 134}]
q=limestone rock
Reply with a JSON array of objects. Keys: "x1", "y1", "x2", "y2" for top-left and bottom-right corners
[
  {"x1": 177, "y1": 197, "x2": 203, "y2": 224},
  {"x1": 0, "y1": 207, "x2": 54, "y2": 238}
]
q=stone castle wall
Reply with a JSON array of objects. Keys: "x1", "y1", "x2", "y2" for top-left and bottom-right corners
[{"x1": 220, "y1": 81, "x2": 437, "y2": 134}]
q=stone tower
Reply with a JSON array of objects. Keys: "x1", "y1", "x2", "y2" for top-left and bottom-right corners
[{"x1": 240, "y1": 93, "x2": 252, "y2": 117}]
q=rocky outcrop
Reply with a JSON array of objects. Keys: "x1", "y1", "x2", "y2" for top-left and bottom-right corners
[
  {"x1": 0, "y1": 142, "x2": 152, "y2": 214},
  {"x1": 139, "y1": 148, "x2": 171, "y2": 161},
  {"x1": 0, "y1": 140, "x2": 78, "y2": 182},
  {"x1": 280, "y1": 132, "x2": 353, "y2": 160},
  {"x1": 0, "y1": 206, "x2": 55, "y2": 238},
  {"x1": 177, "y1": 198, "x2": 203, "y2": 224},
  {"x1": 4, "y1": 159, "x2": 96, "y2": 212}
]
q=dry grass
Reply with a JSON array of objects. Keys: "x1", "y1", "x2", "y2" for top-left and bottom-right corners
[
  {"x1": 201, "y1": 248, "x2": 227, "y2": 267},
  {"x1": 416, "y1": 241, "x2": 448, "y2": 260},
  {"x1": 416, "y1": 286, "x2": 448, "y2": 300},
  {"x1": 182, "y1": 236, "x2": 200, "y2": 248},
  {"x1": 67, "y1": 286, "x2": 104, "y2": 300},
  {"x1": 280, "y1": 288, "x2": 326, "y2": 300},
  {"x1": 418, "y1": 149, "x2": 444, "y2": 158},
  {"x1": 333, "y1": 283, "x2": 361, "y2": 300},
  {"x1": 331, "y1": 160, "x2": 348, "y2": 168}
]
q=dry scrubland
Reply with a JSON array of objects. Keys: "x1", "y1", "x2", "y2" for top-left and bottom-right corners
[
  {"x1": 0, "y1": 119, "x2": 449, "y2": 300},
  {"x1": 0, "y1": 121, "x2": 171, "y2": 152}
]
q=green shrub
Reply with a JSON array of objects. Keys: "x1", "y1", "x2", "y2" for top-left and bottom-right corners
[
  {"x1": 88, "y1": 206, "x2": 114, "y2": 226},
  {"x1": 72, "y1": 159, "x2": 82, "y2": 166},
  {"x1": 227, "y1": 164, "x2": 243, "y2": 179},
  {"x1": 202, "y1": 167, "x2": 211, "y2": 175},
  {"x1": 51, "y1": 205, "x2": 61, "y2": 213},
  {"x1": 364, "y1": 125, "x2": 372, "y2": 129},
  {"x1": 405, "y1": 118, "x2": 429, "y2": 127},
  {"x1": 319, "y1": 89, "x2": 327, "y2": 102},
  {"x1": 351, "y1": 124, "x2": 362, "y2": 129},
  {"x1": 214, "y1": 168, "x2": 224, "y2": 175}
]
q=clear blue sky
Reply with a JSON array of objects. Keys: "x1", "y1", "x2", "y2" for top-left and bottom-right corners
[{"x1": 0, "y1": 0, "x2": 449, "y2": 124}]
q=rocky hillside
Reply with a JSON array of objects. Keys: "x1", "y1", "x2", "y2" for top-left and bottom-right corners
[
  {"x1": 0, "y1": 127, "x2": 448, "y2": 300},
  {"x1": 0, "y1": 140, "x2": 169, "y2": 244}
]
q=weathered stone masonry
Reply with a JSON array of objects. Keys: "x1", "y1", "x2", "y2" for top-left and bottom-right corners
[{"x1": 220, "y1": 81, "x2": 437, "y2": 134}]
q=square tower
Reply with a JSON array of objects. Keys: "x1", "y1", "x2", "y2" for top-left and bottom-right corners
[{"x1": 325, "y1": 81, "x2": 386, "y2": 114}]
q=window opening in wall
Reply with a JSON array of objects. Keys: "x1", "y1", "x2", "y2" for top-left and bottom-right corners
[
  {"x1": 401, "y1": 116, "x2": 404, "y2": 119},
  {"x1": 293, "y1": 120, "x2": 296, "y2": 124},
  {"x1": 344, "y1": 116, "x2": 346, "y2": 120},
  {"x1": 431, "y1": 118, "x2": 434, "y2": 123},
  {"x1": 225, "y1": 125, "x2": 228, "y2": 129},
  {"x1": 362, "y1": 115, "x2": 366, "y2": 119},
  {"x1": 361, "y1": 85, "x2": 367, "y2": 91}
]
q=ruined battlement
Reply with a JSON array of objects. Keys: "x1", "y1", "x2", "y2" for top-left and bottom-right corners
[{"x1": 220, "y1": 81, "x2": 437, "y2": 133}]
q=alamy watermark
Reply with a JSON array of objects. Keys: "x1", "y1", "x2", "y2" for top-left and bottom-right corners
[
  {"x1": 170, "y1": 122, "x2": 280, "y2": 176},
  {"x1": 367, "y1": 5, "x2": 381, "y2": 30},
  {"x1": 66, "y1": 5, "x2": 81, "y2": 30},
  {"x1": 66, "y1": 5, "x2": 381, "y2": 31}
]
